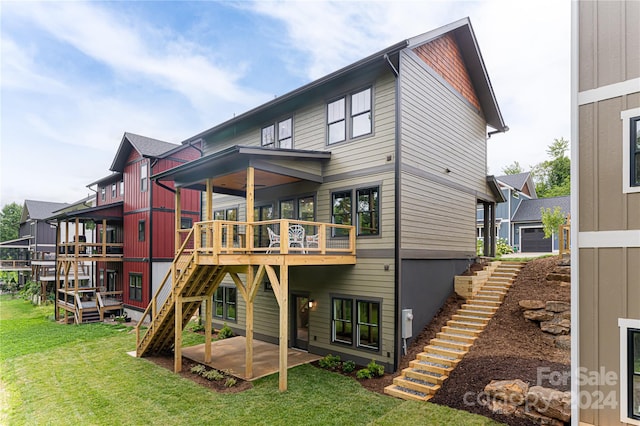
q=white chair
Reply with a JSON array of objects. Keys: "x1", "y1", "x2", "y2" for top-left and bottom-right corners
[
  {"x1": 306, "y1": 234, "x2": 319, "y2": 249},
  {"x1": 267, "y1": 227, "x2": 280, "y2": 253},
  {"x1": 288, "y1": 225, "x2": 305, "y2": 251}
]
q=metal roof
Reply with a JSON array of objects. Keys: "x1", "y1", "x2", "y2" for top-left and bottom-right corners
[{"x1": 512, "y1": 196, "x2": 570, "y2": 223}]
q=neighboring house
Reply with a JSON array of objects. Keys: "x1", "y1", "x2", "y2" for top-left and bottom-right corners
[
  {"x1": 50, "y1": 132, "x2": 202, "y2": 323},
  {"x1": 511, "y1": 195, "x2": 570, "y2": 253},
  {"x1": 0, "y1": 199, "x2": 69, "y2": 286},
  {"x1": 573, "y1": 1, "x2": 640, "y2": 425},
  {"x1": 141, "y1": 16, "x2": 507, "y2": 384},
  {"x1": 477, "y1": 172, "x2": 536, "y2": 248},
  {"x1": 477, "y1": 173, "x2": 570, "y2": 253}
]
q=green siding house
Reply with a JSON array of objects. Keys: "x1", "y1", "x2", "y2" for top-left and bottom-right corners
[{"x1": 151, "y1": 17, "x2": 507, "y2": 373}]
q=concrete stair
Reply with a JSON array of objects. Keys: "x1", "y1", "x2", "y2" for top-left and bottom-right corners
[{"x1": 384, "y1": 261, "x2": 525, "y2": 401}]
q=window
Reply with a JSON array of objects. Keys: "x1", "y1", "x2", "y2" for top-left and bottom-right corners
[
  {"x1": 213, "y1": 208, "x2": 238, "y2": 221},
  {"x1": 351, "y1": 88, "x2": 372, "y2": 138},
  {"x1": 327, "y1": 87, "x2": 372, "y2": 144},
  {"x1": 213, "y1": 286, "x2": 236, "y2": 321},
  {"x1": 619, "y1": 318, "x2": 640, "y2": 423},
  {"x1": 622, "y1": 108, "x2": 640, "y2": 193},
  {"x1": 262, "y1": 117, "x2": 293, "y2": 149},
  {"x1": 101, "y1": 187, "x2": 106, "y2": 201},
  {"x1": 180, "y1": 218, "x2": 193, "y2": 229},
  {"x1": 357, "y1": 300, "x2": 380, "y2": 350},
  {"x1": 332, "y1": 298, "x2": 353, "y2": 344},
  {"x1": 356, "y1": 187, "x2": 379, "y2": 236},
  {"x1": 332, "y1": 191, "x2": 352, "y2": 237},
  {"x1": 332, "y1": 297, "x2": 380, "y2": 351},
  {"x1": 129, "y1": 273, "x2": 142, "y2": 301},
  {"x1": 140, "y1": 163, "x2": 148, "y2": 192},
  {"x1": 99, "y1": 270, "x2": 104, "y2": 289},
  {"x1": 120, "y1": 180, "x2": 124, "y2": 196},
  {"x1": 279, "y1": 199, "x2": 295, "y2": 219},
  {"x1": 111, "y1": 183, "x2": 117, "y2": 198},
  {"x1": 631, "y1": 116, "x2": 640, "y2": 188},
  {"x1": 138, "y1": 220, "x2": 145, "y2": 242},
  {"x1": 298, "y1": 196, "x2": 314, "y2": 222}
]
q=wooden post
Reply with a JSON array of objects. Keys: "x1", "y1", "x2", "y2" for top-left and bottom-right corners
[
  {"x1": 174, "y1": 296, "x2": 182, "y2": 372},
  {"x1": 278, "y1": 265, "x2": 289, "y2": 391},
  {"x1": 245, "y1": 266, "x2": 255, "y2": 379},
  {"x1": 204, "y1": 297, "x2": 212, "y2": 363},
  {"x1": 101, "y1": 219, "x2": 107, "y2": 258},
  {"x1": 206, "y1": 178, "x2": 213, "y2": 247},
  {"x1": 483, "y1": 203, "x2": 490, "y2": 257},
  {"x1": 246, "y1": 167, "x2": 254, "y2": 252},
  {"x1": 55, "y1": 223, "x2": 60, "y2": 321},
  {"x1": 175, "y1": 188, "x2": 182, "y2": 255},
  {"x1": 74, "y1": 219, "x2": 79, "y2": 294}
]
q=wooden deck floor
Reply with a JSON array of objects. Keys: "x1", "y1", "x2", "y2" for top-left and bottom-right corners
[{"x1": 180, "y1": 336, "x2": 320, "y2": 381}]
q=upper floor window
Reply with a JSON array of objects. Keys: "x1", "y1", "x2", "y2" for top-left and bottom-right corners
[
  {"x1": 262, "y1": 117, "x2": 293, "y2": 149},
  {"x1": 111, "y1": 183, "x2": 117, "y2": 198},
  {"x1": 331, "y1": 191, "x2": 352, "y2": 237},
  {"x1": 631, "y1": 116, "x2": 640, "y2": 188},
  {"x1": 101, "y1": 187, "x2": 106, "y2": 201},
  {"x1": 138, "y1": 220, "x2": 145, "y2": 242},
  {"x1": 140, "y1": 163, "x2": 148, "y2": 192},
  {"x1": 622, "y1": 109, "x2": 640, "y2": 193},
  {"x1": 327, "y1": 87, "x2": 372, "y2": 144},
  {"x1": 119, "y1": 180, "x2": 124, "y2": 196},
  {"x1": 356, "y1": 187, "x2": 379, "y2": 236}
]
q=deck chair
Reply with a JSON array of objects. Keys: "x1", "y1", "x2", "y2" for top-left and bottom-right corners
[
  {"x1": 267, "y1": 227, "x2": 280, "y2": 253},
  {"x1": 288, "y1": 224, "x2": 305, "y2": 251},
  {"x1": 306, "y1": 233, "x2": 319, "y2": 249}
]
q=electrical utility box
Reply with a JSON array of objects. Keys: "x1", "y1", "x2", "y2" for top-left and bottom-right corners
[{"x1": 401, "y1": 309, "x2": 413, "y2": 339}]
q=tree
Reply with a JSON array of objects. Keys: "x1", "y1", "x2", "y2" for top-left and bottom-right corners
[
  {"x1": 0, "y1": 202, "x2": 22, "y2": 242},
  {"x1": 501, "y1": 161, "x2": 525, "y2": 175},
  {"x1": 540, "y1": 206, "x2": 567, "y2": 238},
  {"x1": 532, "y1": 138, "x2": 571, "y2": 198}
]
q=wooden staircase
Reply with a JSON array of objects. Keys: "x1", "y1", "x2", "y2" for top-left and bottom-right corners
[
  {"x1": 384, "y1": 261, "x2": 525, "y2": 402},
  {"x1": 136, "y1": 251, "x2": 226, "y2": 357}
]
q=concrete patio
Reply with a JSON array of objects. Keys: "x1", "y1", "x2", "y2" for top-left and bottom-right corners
[{"x1": 181, "y1": 336, "x2": 320, "y2": 381}]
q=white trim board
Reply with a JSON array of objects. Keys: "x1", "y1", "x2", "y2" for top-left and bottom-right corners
[
  {"x1": 578, "y1": 77, "x2": 640, "y2": 105},
  {"x1": 578, "y1": 230, "x2": 640, "y2": 248}
]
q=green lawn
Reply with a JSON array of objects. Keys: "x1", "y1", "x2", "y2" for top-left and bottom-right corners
[{"x1": 0, "y1": 296, "x2": 502, "y2": 425}]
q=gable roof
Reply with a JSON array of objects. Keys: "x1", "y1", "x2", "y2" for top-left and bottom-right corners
[
  {"x1": 21, "y1": 200, "x2": 70, "y2": 224},
  {"x1": 182, "y1": 17, "x2": 506, "y2": 146},
  {"x1": 110, "y1": 132, "x2": 178, "y2": 172},
  {"x1": 512, "y1": 196, "x2": 570, "y2": 223},
  {"x1": 497, "y1": 172, "x2": 537, "y2": 198}
]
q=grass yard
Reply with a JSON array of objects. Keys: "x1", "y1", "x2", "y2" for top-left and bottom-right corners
[{"x1": 0, "y1": 295, "x2": 501, "y2": 425}]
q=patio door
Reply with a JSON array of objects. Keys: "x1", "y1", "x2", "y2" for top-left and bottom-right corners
[
  {"x1": 292, "y1": 294, "x2": 309, "y2": 350},
  {"x1": 254, "y1": 204, "x2": 274, "y2": 248}
]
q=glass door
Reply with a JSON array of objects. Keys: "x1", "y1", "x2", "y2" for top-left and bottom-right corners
[{"x1": 292, "y1": 294, "x2": 309, "y2": 350}]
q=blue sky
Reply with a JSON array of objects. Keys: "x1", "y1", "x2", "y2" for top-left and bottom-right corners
[{"x1": 0, "y1": 0, "x2": 570, "y2": 207}]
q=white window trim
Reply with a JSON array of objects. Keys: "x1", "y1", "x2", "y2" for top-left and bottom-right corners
[
  {"x1": 618, "y1": 317, "x2": 640, "y2": 425},
  {"x1": 622, "y1": 108, "x2": 640, "y2": 194}
]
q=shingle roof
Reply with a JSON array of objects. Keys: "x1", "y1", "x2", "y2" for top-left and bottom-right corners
[
  {"x1": 124, "y1": 132, "x2": 178, "y2": 157},
  {"x1": 496, "y1": 172, "x2": 530, "y2": 191},
  {"x1": 110, "y1": 132, "x2": 178, "y2": 172},
  {"x1": 22, "y1": 200, "x2": 70, "y2": 222},
  {"x1": 512, "y1": 196, "x2": 570, "y2": 223}
]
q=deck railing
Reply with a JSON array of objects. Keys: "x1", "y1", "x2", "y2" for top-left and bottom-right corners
[
  {"x1": 195, "y1": 219, "x2": 356, "y2": 255},
  {"x1": 0, "y1": 260, "x2": 30, "y2": 269},
  {"x1": 57, "y1": 242, "x2": 124, "y2": 258}
]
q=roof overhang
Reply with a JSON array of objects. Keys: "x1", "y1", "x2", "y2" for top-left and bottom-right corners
[
  {"x1": 486, "y1": 175, "x2": 507, "y2": 203},
  {"x1": 48, "y1": 202, "x2": 124, "y2": 222},
  {"x1": 0, "y1": 236, "x2": 31, "y2": 248},
  {"x1": 87, "y1": 172, "x2": 123, "y2": 187},
  {"x1": 153, "y1": 145, "x2": 331, "y2": 194}
]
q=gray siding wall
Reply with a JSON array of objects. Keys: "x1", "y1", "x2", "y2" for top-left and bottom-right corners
[
  {"x1": 398, "y1": 49, "x2": 488, "y2": 255},
  {"x1": 577, "y1": 1, "x2": 640, "y2": 425},
  {"x1": 207, "y1": 71, "x2": 399, "y2": 367}
]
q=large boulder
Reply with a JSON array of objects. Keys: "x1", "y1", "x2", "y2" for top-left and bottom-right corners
[
  {"x1": 484, "y1": 379, "x2": 529, "y2": 405},
  {"x1": 546, "y1": 301, "x2": 570, "y2": 313},
  {"x1": 524, "y1": 310, "x2": 555, "y2": 322},
  {"x1": 526, "y1": 386, "x2": 571, "y2": 422},
  {"x1": 540, "y1": 317, "x2": 571, "y2": 335},
  {"x1": 519, "y1": 300, "x2": 545, "y2": 310}
]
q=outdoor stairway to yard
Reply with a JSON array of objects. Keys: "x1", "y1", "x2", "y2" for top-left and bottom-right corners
[{"x1": 384, "y1": 261, "x2": 526, "y2": 402}]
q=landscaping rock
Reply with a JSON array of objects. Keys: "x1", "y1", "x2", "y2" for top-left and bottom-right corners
[
  {"x1": 545, "y1": 273, "x2": 570, "y2": 283},
  {"x1": 486, "y1": 399, "x2": 518, "y2": 415},
  {"x1": 555, "y1": 335, "x2": 571, "y2": 350},
  {"x1": 524, "y1": 309, "x2": 555, "y2": 322},
  {"x1": 519, "y1": 299, "x2": 545, "y2": 310},
  {"x1": 484, "y1": 379, "x2": 529, "y2": 405},
  {"x1": 540, "y1": 318, "x2": 571, "y2": 335},
  {"x1": 546, "y1": 301, "x2": 570, "y2": 313},
  {"x1": 560, "y1": 310, "x2": 571, "y2": 320},
  {"x1": 519, "y1": 407, "x2": 564, "y2": 426},
  {"x1": 527, "y1": 386, "x2": 571, "y2": 422},
  {"x1": 552, "y1": 266, "x2": 571, "y2": 275}
]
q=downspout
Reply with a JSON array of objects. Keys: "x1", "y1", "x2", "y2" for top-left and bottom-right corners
[
  {"x1": 385, "y1": 51, "x2": 402, "y2": 371},
  {"x1": 148, "y1": 158, "x2": 154, "y2": 307}
]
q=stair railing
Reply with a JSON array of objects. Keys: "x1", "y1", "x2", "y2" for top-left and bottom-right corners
[{"x1": 136, "y1": 226, "x2": 195, "y2": 350}]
